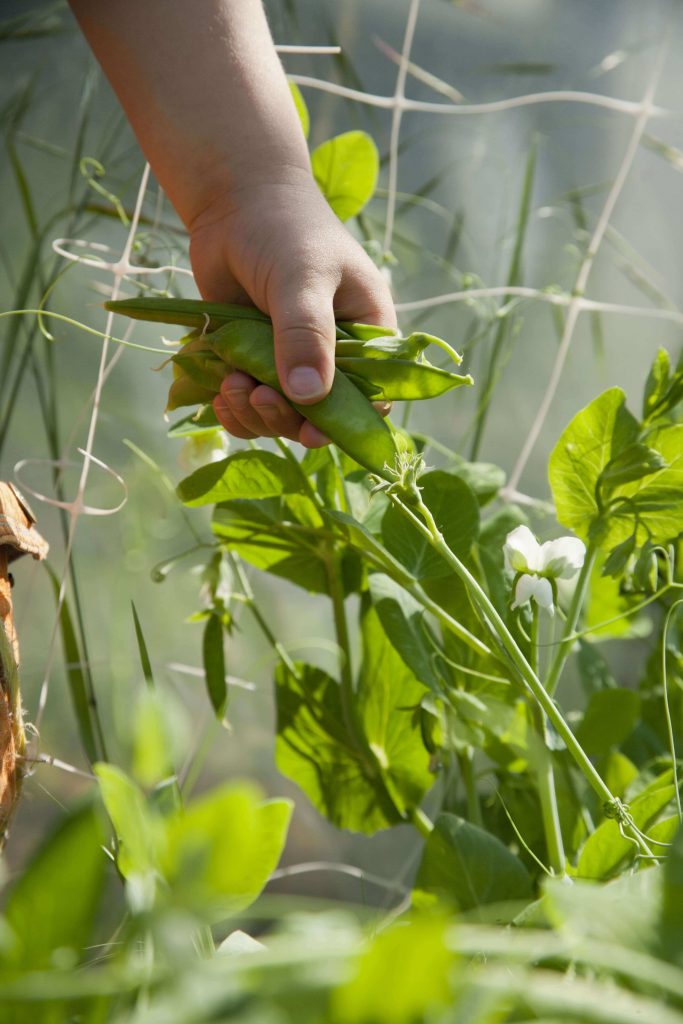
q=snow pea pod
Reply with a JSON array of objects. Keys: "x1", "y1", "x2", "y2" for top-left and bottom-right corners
[
  {"x1": 335, "y1": 357, "x2": 473, "y2": 401},
  {"x1": 107, "y1": 297, "x2": 361, "y2": 342},
  {"x1": 208, "y1": 320, "x2": 399, "y2": 478}
]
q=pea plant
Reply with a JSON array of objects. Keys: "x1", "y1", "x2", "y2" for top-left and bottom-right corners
[{"x1": 1, "y1": 2, "x2": 683, "y2": 1022}]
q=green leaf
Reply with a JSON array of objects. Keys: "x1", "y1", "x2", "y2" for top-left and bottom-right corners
[
  {"x1": 3, "y1": 804, "x2": 105, "y2": 970},
  {"x1": 585, "y1": 557, "x2": 651, "y2": 641},
  {"x1": 311, "y1": 130, "x2": 379, "y2": 221},
  {"x1": 332, "y1": 915, "x2": 453, "y2": 1024},
  {"x1": 575, "y1": 688, "x2": 641, "y2": 758},
  {"x1": 213, "y1": 497, "x2": 336, "y2": 594},
  {"x1": 132, "y1": 689, "x2": 176, "y2": 788},
  {"x1": 449, "y1": 459, "x2": 506, "y2": 506},
  {"x1": 598, "y1": 443, "x2": 667, "y2": 493},
  {"x1": 358, "y1": 600, "x2": 435, "y2": 816},
  {"x1": 643, "y1": 346, "x2": 683, "y2": 425},
  {"x1": 549, "y1": 387, "x2": 639, "y2": 542},
  {"x1": 178, "y1": 451, "x2": 303, "y2": 506},
  {"x1": 95, "y1": 763, "x2": 161, "y2": 880},
  {"x1": 367, "y1": 572, "x2": 442, "y2": 693},
  {"x1": 661, "y1": 821, "x2": 683, "y2": 963},
  {"x1": 577, "y1": 773, "x2": 678, "y2": 879},
  {"x1": 382, "y1": 471, "x2": 479, "y2": 579},
  {"x1": 202, "y1": 613, "x2": 227, "y2": 717},
  {"x1": 605, "y1": 424, "x2": 683, "y2": 547},
  {"x1": 275, "y1": 614, "x2": 433, "y2": 835},
  {"x1": 131, "y1": 601, "x2": 154, "y2": 688},
  {"x1": 161, "y1": 783, "x2": 292, "y2": 918},
  {"x1": 414, "y1": 812, "x2": 532, "y2": 913}
]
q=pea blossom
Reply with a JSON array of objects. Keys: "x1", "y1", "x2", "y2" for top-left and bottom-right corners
[{"x1": 503, "y1": 525, "x2": 586, "y2": 615}]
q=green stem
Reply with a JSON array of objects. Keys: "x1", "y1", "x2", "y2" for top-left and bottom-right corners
[
  {"x1": 325, "y1": 548, "x2": 356, "y2": 742},
  {"x1": 230, "y1": 555, "x2": 300, "y2": 679},
  {"x1": 408, "y1": 806, "x2": 435, "y2": 839},
  {"x1": 529, "y1": 607, "x2": 566, "y2": 875},
  {"x1": 387, "y1": 491, "x2": 655, "y2": 862},
  {"x1": 544, "y1": 543, "x2": 597, "y2": 697}
]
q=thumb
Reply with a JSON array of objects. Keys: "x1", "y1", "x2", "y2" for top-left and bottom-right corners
[{"x1": 269, "y1": 280, "x2": 337, "y2": 405}]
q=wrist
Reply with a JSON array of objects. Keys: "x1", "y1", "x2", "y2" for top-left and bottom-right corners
[{"x1": 187, "y1": 163, "x2": 319, "y2": 236}]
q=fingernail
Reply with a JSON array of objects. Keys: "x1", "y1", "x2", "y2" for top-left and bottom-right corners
[{"x1": 287, "y1": 366, "x2": 325, "y2": 401}]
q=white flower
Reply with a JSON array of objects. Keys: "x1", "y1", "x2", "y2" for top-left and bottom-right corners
[{"x1": 504, "y1": 525, "x2": 586, "y2": 615}]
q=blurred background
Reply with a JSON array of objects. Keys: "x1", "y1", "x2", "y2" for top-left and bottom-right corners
[{"x1": 1, "y1": 0, "x2": 681, "y2": 905}]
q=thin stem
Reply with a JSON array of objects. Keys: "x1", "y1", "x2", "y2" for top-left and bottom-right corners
[
  {"x1": 325, "y1": 548, "x2": 356, "y2": 741},
  {"x1": 530, "y1": 608, "x2": 566, "y2": 876},
  {"x1": 229, "y1": 555, "x2": 300, "y2": 679},
  {"x1": 544, "y1": 543, "x2": 597, "y2": 696},
  {"x1": 386, "y1": 489, "x2": 655, "y2": 861}
]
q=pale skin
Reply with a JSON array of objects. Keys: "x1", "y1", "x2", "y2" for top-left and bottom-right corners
[{"x1": 68, "y1": 0, "x2": 396, "y2": 447}]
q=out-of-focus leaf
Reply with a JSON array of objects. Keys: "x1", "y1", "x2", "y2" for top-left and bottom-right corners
[
  {"x1": 332, "y1": 915, "x2": 453, "y2": 1024},
  {"x1": 414, "y1": 813, "x2": 532, "y2": 914},
  {"x1": 161, "y1": 783, "x2": 292, "y2": 918},
  {"x1": 95, "y1": 764, "x2": 161, "y2": 881},
  {"x1": 311, "y1": 130, "x2": 378, "y2": 221},
  {"x1": 575, "y1": 688, "x2": 641, "y2": 758},
  {"x1": 3, "y1": 804, "x2": 105, "y2": 970}
]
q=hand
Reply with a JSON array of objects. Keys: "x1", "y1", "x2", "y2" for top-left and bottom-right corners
[{"x1": 188, "y1": 171, "x2": 397, "y2": 448}]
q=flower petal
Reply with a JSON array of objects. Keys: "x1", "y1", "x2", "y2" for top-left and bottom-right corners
[
  {"x1": 531, "y1": 576, "x2": 554, "y2": 614},
  {"x1": 504, "y1": 525, "x2": 543, "y2": 574},
  {"x1": 540, "y1": 536, "x2": 586, "y2": 579},
  {"x1": 512, "y1": 573, "x2": 538, "y2": 609}
]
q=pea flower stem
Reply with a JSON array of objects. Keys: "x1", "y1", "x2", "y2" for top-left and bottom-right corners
[{"x1": 385, "y1": 488, "x2": 655, "y2": 862}]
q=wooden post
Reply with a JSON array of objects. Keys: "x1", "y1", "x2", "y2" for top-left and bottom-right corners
[{"x1": 0, "y1": 483, "x2": 48, "y2": 843}]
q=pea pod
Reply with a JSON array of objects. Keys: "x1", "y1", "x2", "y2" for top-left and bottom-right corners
[
  {"x1": 335, "y1": 357, "x2": 473, "y2": 401},
  {"x1": 107, "y1": 297, "x2": 361, "y2": 342},
  {"x1": 208, "y1": 320, "x2": 398, "y2": 477}
]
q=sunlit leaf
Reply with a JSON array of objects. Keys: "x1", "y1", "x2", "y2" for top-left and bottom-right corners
[{"x1": 311, "y1": 130, "x2": 378, "y2": 221}]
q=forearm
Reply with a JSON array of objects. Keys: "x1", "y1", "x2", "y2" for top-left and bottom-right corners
[{"x1": 68, "y1": 0, "x2": 311, "y2": 228}]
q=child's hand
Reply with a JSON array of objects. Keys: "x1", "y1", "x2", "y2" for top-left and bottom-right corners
[{"x1": 189, "y1": 172, "x2": 396, "y2": 448}]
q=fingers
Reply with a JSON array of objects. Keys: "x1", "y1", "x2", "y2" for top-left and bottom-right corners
[
  {"x1": 268, "y1": 278, "x2": 337, "y2": 406},
  {"x1": 334, "y1": 261, "x2": 397, "y2": 332},
  {"x1": 214, "y1": 372, "x2": 307, "y2": 442}
]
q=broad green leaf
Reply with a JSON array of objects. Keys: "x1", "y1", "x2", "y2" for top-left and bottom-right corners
[
  {"x1": 382, "y1": 471, "x2": 479, "y2": 579},
  {"x1": 332, "y1": 915, "x2": 453, "y2": 1024},
  {"x1": 162, "y1": 783, "x2": 292, "y2": 918},
  {"x1": 576, "y1": 640, "x2": 617, "y2": 693},
  {"x1": 414, "y1": 812, "x2": 532, "y2": 913},
  {"x1": 95, "y1": 763, "x2": 161, "y2": 880},
  {"x1": 275, "y1": 661, "x2": 400, "y2": 832},
  {"x1": 358, "y1": 601, "x2": 435, "y2": 816},
  {"x1": 178, "y1": 451, "x2": 303, "y2": 507},
  {"x1": 549, "y1": 387, "x2": 639, "y2": 542},
  {"x1": 598, "y1": 442, "x2": 667, "y2": 493},
  {"x1": 289, "y1": 81, "x2": 309, "y2": 138},
  {"x1": 605, "y1": 424, "x2": 683, "y2": 547},
  {"x1": 584, "y1": 557, "x2": 651, "y2": 641},
  {"x1": 575, "y1": 688, "x2": 641, "y2": 758},
  {"x1": 3, "y1": 804, "x2": 105, "y2": 970},
  {"x1": 275, "y1": 617, "x2": 432, "y2": 835},
  {"x1": 325, "y1": 509, "x2": 414, "y2": 586},
  {"x1": 661, "y1": 821, "x2": 683, "y2": 963},
  {"x1": 577, "y1": 774, "x2": 678, "y2": 879},
  {"x1": 367, "y1": 572, "x2": 442, "y2": 693},
  {"x1": 202, "y1": 613, "x2": 227, "y2": 717},
  {"x1": 449, "y1": 459, "x2": 506, "y2": 506},
  {"x1": 311, "y1": 130, "x2": 379, "y2": 221},
  {"x1": 213, "y1": 497, "x2": 340, "y2": 594},
  {"x1": 643, "y1": 346, "x2": 683, "y2": 425},
  {"x1": 600, "y1": 751, "x2": 639, "y2": 799}
]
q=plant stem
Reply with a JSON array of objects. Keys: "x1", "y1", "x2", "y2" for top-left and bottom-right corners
[
  {"x1": 544, "y1": 543, "x2": 597, "y2": 697},
  {"x1": 387, "y1": 491, "x2": 655, "y2": 862},
  {"x1": 229, "y1": 555, "x2": 300, "y2": 679},
  {"x1": 324, "y1": 548, "x2": 356, "y2": 742},
  {"x1": 529, "y1": 607, "x2": 566, "y2": 875}
]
